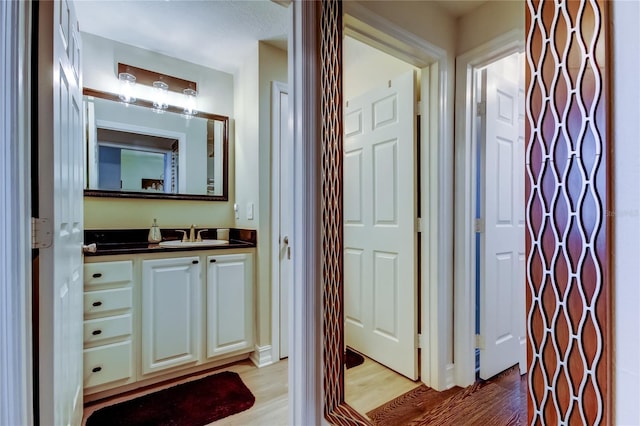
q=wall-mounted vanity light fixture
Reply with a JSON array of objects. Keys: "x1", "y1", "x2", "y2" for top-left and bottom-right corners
[{"x1": 117, "y1": 63, "x2": 198, "y2": 117}]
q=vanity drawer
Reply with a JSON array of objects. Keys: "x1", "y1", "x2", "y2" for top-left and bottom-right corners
[
  {"x1": 84, "y1": 340, "x2": 132, "y2": 389},
  {"x1": 84, "y1": 314, "x2": 132, "y2": 344},
  {"x1": 84, "y1": 288, "x2": 132, "y2": 315},
  {"x1": 84, "y1": 261, "x2": 133, "y2": 286}
]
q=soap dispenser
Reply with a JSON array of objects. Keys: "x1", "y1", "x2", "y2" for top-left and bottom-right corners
[{"x1": 148, "y1": 218, "x2": 162, "y2": 243}]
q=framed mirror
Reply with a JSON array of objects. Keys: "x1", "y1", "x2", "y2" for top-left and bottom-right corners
[{"x1": 83, "y1": 88, "x2": 229, "y2": 201}]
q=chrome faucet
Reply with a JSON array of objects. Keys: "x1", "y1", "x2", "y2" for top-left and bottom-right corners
[{"x1": 189, "y1": 224, "x2": 196, "y2": 242}]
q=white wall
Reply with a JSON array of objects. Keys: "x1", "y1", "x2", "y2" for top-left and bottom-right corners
[
  {"x1": 82, "y1": 33, "x2": 236, "y2": 229},
  {"x1": 612, "y1": 1, "x2": 640, "y2": 424},
  {"x1": 82, "y1": 33, "x2": 233, "y2": 117},
  {"x1": 343, "y1": 36, "x2": 418, "y2": 102}
]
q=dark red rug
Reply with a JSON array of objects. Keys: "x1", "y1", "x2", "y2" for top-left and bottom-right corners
[
  {"x1": 346, "y1": 346, "x2": 365, "y2": 369},
  {"x1": 86, "y1": 371, "x2": 255, "y2": 426}
]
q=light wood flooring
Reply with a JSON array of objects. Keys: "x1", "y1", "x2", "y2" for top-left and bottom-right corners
[
  {"x1": 345, "y1": 354, "x2": 421, "y2": 416},
  {"x1": 83, "y1": 359, "x2": 289, "y2": 426},
  {"x1": 83, "y1": 355, "x2": 524, "y2": 425}
]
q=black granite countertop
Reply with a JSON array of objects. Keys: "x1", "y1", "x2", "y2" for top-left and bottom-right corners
[{"x1": 85, "y1": 228, "x2": 257, "y2": 256}]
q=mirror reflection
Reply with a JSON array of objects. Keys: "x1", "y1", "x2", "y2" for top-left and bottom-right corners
[{"x1": 84, "y1": 91, "x2": 228, "y2": 201}]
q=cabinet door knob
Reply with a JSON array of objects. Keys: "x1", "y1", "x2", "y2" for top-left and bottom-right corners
[
  {"x1": 92, "y1": 366, "x2": 102, "y2": 373},
  {"x1": 192, "y1": 260, "x2": 199, "y2": 264},
  {"x1": 92, "y1": 273, "x2": 102, "y2": 278},
  {"x1": 92, "y1": 301, "x2": 103, "y2": 307},
  {"x1": 92, "y1": 329, "x2": 102, "y2": 336},
  {"x1": 210, "y1": 259, "x2": 216, "y2": 263}
]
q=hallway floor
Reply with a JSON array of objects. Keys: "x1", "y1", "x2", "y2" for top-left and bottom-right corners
[{"x1": 367, "y1": 365, "x2": 527, "y2": 425}]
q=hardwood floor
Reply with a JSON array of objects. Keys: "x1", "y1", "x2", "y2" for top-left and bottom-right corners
[
  {"x1": 83, "y1": 356, "x2": 525, "y2": 426},
  {"x1": 367, "y1": 365, "x2": 527, "y2": 426}
]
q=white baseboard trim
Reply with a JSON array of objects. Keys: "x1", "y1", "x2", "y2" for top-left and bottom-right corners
[
  {"x1": 446, "y1": 363, "x2": 456, "y2": 389},
  {"x1": 250, "y1": 345, "x2": 274, "y2": 368}
]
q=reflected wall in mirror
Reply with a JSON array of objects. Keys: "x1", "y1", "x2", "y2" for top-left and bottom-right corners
[{"x1": 84, "y1": 90, "x2": 228, "y2": 201}]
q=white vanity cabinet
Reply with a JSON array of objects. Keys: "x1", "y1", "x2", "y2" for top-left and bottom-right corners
[
  {"x1": 82, "y1": 260, "x2": 134, "y2": 392},
  {"x1": 206, "y1": 253, "x2": 254, "y2": 358},
  {"x1": 83, "y1": 247, "x2": 255, "y2": 400},
  {"x1": 141, "y1": 256, "x2": 201, "y2": 375}
]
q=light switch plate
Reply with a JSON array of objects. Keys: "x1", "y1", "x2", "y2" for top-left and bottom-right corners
[
  {"x1": 247, "y1": 202, "x2": 254, "y2": 220},
  {"x1": 234, "y1": 203, "x2": 239, "y2": 219}
]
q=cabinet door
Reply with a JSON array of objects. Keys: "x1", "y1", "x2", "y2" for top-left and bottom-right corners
[
  {"x1": 206, "y1": 253, "x2": 254, "y2": 358},
  {"x1": 141, "y1": 257, "x2": 201, "y2": 375}
]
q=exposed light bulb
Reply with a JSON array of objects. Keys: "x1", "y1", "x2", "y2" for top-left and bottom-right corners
[
  {"x1": 152, "y1": 80, "x2": 169, "y2": 113},
  {"x1": 183, "y1": 88, "x2": 198, "y2": 119},
  {"x1": 118, "y1": 72, "x2": 136, "y2": 103}
]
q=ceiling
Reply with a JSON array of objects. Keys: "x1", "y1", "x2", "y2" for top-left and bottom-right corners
[
  {"x1": 74, "y1": 0, "x2": 289, "y2": 74},
  {"x1": 75, "y1": 0, "x2": 487, "y2": 75}
]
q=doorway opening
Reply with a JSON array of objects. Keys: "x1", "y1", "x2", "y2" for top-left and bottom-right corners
[
  {"x1": 453, "y1": 29, "x2": 526, "y2": 391},
  {"x1": 342, "y1": 33, "x2": 423, "y2": 414},
  {"x1": 473, "y1": 51, "x2": 526, "y2": 380}
]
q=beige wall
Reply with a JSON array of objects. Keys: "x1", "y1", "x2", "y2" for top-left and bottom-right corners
[
  {"x1": 456, "y1": 1, "x2": 524, "y2": 55},
  {"x1": 82, "y1": 33, "x2": 236, "y2": 229},
  {"x1": 353, "y1": 1, "x2": 456, "y2": 56},
  {"x1": 234, "y1": 42, "x2": 287, "y2": 348}
]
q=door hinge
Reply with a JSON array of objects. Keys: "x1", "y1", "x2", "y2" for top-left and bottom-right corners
[
  {"x1": 415, "y1": 333, "x2": 425, "y2": 349},
  {"x1": 475, "y1": 218, "x2": 484, "y2": 233},
  {"x1": 416, "y1": 100, "x2": 422, "y2": 115},
  {"x1": 32, "y1": 217, "x2": 53, "y2": 249},
  {"x1": 475, "y1": 334, "x2": 485, "y2": 349},
  {"x1": 416, "y1": 217, "x2": 423, "y2": 233},
  {"x1": 476, "y1": 101, "x2": 486, "y2": 117}
]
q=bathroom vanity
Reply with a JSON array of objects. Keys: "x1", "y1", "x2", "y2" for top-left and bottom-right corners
[{"x1": 82, "y1": 229, "x2": 256, "y2": 401}]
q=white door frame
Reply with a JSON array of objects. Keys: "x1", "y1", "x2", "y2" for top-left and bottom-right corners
[
  {"x1": 288, "y1": 2, "x2": 322, "y2": 424},
  {"x1": 270, "y1": 80, "x2": 289, "y2": 363},
  {"x1": 343, "y1": 1, "x2": 452, "y2": 391},
  {"x1": 0, "y1": 1, "x2": 33, "y2": 425},
  {"x1": 453, "y1": 29, "x2": 524, "y2": 388}
]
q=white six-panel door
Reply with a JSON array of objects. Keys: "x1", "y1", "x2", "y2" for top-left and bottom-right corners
[
  {"x1": 479, "y1": 59, "x2": 526, "y2": 380},
  {"x1": 38, "y1": 0, "x2": 84, "y2": 424},
  {"x1": 344, "y1": 70, "x2": 418, "y2": 380}
]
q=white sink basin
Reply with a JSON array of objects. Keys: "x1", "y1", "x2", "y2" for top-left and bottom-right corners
[{"x1": 159, "y1": 239, "x2": 230, "y2": 248}]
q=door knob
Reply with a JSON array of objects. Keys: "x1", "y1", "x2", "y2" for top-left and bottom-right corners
[
  {"x1": 83, "y1": 243, "x2": 97, "y2": 253},
  {"x1": 283, "y1": 236, "x2": 289, "y2": 245}
]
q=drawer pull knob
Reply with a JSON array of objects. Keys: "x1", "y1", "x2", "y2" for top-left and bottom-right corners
[
  {"x1": 192, "y1": 260, "x2": 199, "y2": 264},
  {"x1": 92, "y1": 273, "x2": 102, "y2": 278},
  {"x1": 92, "y1": 301, "x2": 102, "y2": 307},
  {"x1": 92, "y1": 366, "x2": 102, "y2": 373},
  {"x1": 92, "y1": 329, "x2": 102, "y2": 336},
  {"x1": 210, "y1": 259, "x2": 216, "y2": 263}
]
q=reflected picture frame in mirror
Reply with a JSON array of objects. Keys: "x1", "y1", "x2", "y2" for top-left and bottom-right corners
[{"x1": 83, "y1": 88, "x2": 229, "y2": 201}]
